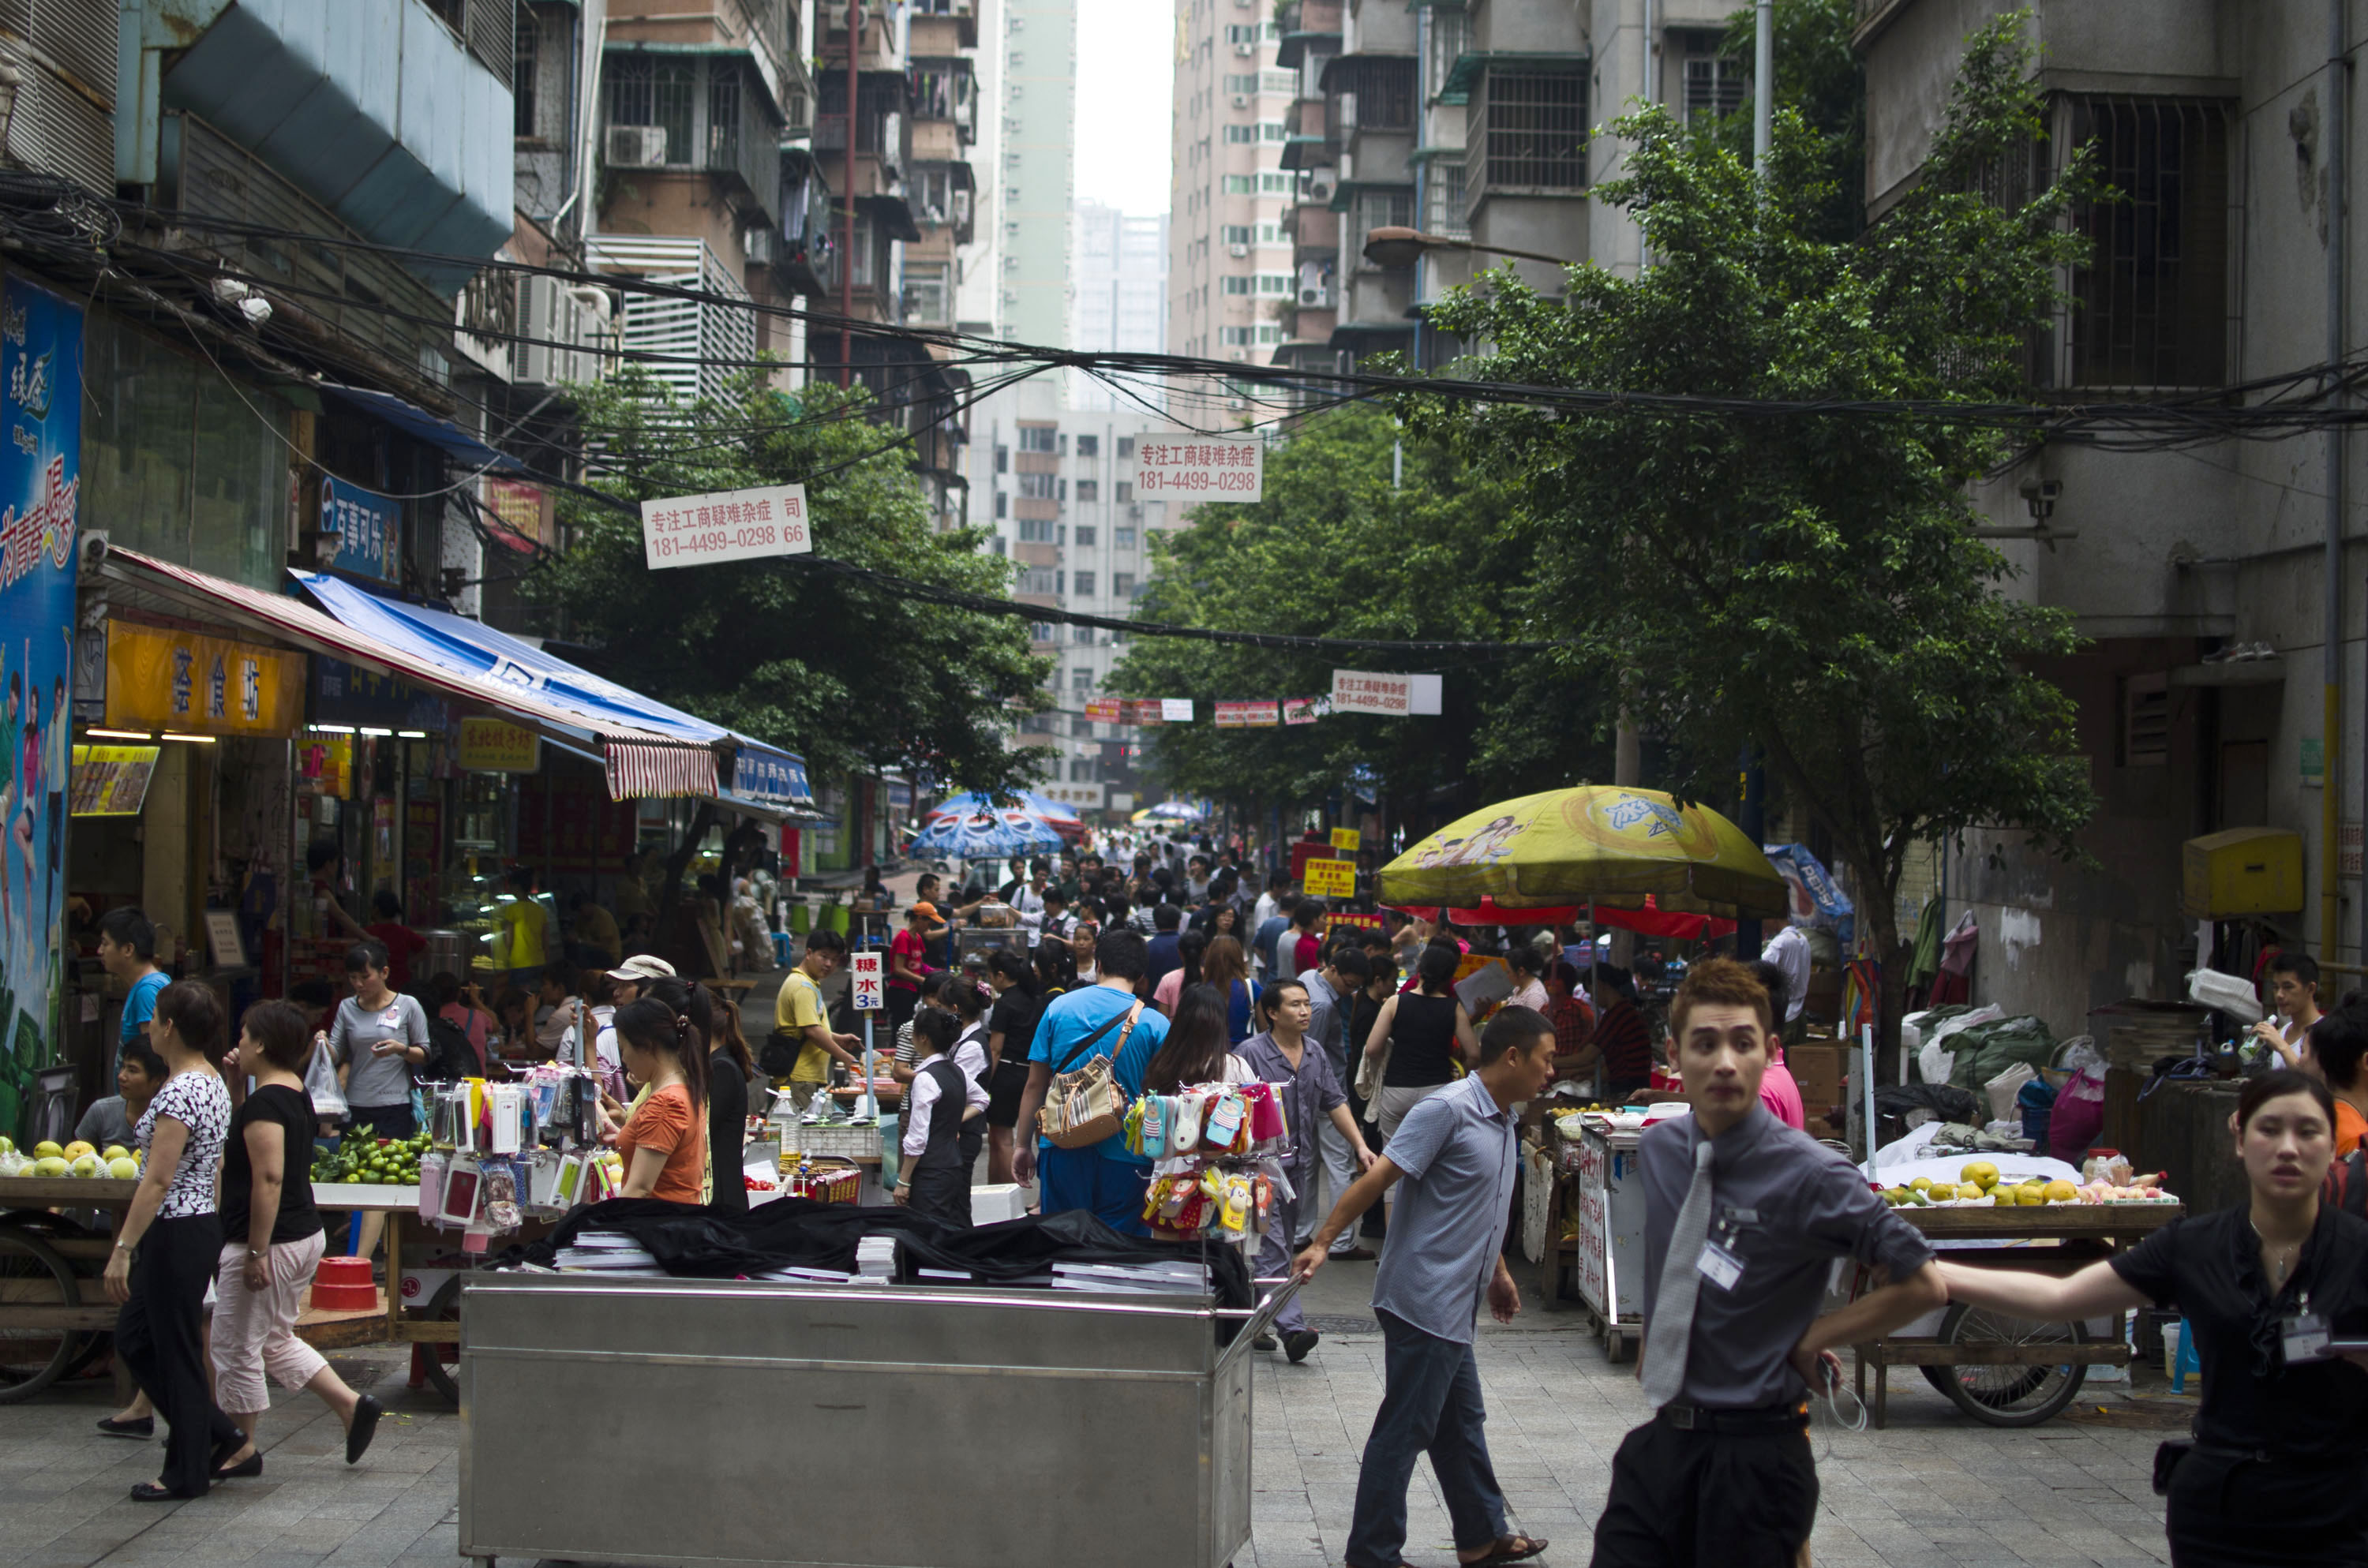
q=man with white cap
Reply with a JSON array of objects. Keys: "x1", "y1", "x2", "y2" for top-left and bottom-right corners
[{"x1": 592, "y1": 955, "x2": 676, "y2": 1080}]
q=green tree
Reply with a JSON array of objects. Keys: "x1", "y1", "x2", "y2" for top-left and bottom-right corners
[
  {"x1": 1107, "y1": 402, "x2": 1614, "y2": 826},
  {"x1": 1406, "y1": 16, "x2": 2098, "y2": 1067},
  {"x1": 530, "y1": 369, "x2": 1044, "y2": 794},
  {"x1": 1713, "y1": 0, "x2": 1867, "y2": 241}
]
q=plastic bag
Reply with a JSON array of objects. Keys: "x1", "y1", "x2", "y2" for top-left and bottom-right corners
[
  {"x1": 305, "y1": 1038, "x2": 347, "y2": 1120},
  {"x1": 1984, "y1": 1061, "x2": 2040, "y2": 1124},
  {"x1": 1917, "y1": 1004, "x2": 2003, "y2": 1087},
  {"x1": 2186, "y1": 967, "x2": 2264, "y2": 1025}
]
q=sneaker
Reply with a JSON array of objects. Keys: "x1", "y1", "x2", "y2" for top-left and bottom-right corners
[
  {"x1": 1252, "y1": 1333, "x2": 1277, "y2": 1351},
  {"x1": 1284, "y1": 1329, "x2": 1320, "y2": 1364}
]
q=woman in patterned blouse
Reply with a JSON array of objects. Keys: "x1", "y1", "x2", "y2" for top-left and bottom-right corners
[{"x1": 104, "y1": 981, "x2": 246, "y2": 1500}]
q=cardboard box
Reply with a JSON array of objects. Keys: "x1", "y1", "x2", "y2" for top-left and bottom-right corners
[{"x1": 1786, "y1": 1044, "x2": 1846, "y2": 1110}]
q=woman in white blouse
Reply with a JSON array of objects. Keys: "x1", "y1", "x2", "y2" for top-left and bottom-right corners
[{"x1": 105, "y1": 981, "x2": 246, "y2": 1500}]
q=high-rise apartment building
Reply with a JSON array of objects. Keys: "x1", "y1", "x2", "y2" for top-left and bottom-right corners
[
  {"x1": 999, "y1": 0, "x2": 1079, "y2": 349},
  {"x1": 1070, "y1": 200, "x2": 1169, "y2": 410},
  {"x1": 1168, "y1": 0, "x2": 1290, "y2": 368}
]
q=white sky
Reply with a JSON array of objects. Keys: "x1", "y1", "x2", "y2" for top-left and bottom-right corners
[{"x1": 1075, "y1": 1, "x2": 1175, "y2": 215}]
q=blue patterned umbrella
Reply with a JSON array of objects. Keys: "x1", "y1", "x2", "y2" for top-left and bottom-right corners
[{"x1": 907, "y1": 807, "x2": 1068, "y2": 859}]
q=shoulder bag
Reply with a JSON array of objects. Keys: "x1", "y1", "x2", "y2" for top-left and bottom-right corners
[{"x1": 1037, "y1": 1001, "x2": 1144, "y2": 1149}]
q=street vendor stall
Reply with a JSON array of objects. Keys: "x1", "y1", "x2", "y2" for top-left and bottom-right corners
[{"x1": 1535, "y1": 1116, "x2": 1647, "y2": 1357}]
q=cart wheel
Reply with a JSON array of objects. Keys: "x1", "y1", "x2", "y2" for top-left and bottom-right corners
[
  {"x1": 0, "y1": 1213, "x2": 110, "y2": 1381},
  {"x1": 1925, "y1": 1304, "x2": 2091, "y2": 1427},
  {"x1": 0, "y1": 1228, "x2": 84, "y2": 1404},
  {"x1": 1604, "y1": 1330, "x2": 1630, "y2": 1365},
  {"x1": 418, "y1": 1275, "x2": 463, "y2": 1405}
]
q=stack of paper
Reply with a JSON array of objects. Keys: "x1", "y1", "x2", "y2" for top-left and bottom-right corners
[
  {"x1": 1049, "y1": 1260, "x2": 1211, "y2": 1295},
  {"x1": 553, "y1": 1232, "x2": 664, "y2": 1274},
  {"x1": 856, "y1": 1237, "x2": 897, "y2": 1279}
]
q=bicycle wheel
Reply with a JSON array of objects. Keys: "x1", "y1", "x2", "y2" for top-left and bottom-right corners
[
  {"x1": 1928, "y1": 1302, "x2": 2091, "y2": 1427},
  {"x1": 0, "y1": 1227, "x2": 84, "y2": 1404}
]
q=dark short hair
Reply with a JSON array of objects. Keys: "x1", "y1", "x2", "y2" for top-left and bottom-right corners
[
  {"x1": 154, "y1": 980, "x2": 224, "y2": 1053},
  {"x1": 1480, "y1": 1005, "x2": 1555, "y2": 1065},
  {"x1": 2239, "y1": 1067, "x2": 2338, "y2": 1132},
  {"x1": 425, "y1": 971, "x2": 465, "y2": 1010},
  {"x1": 2310, "y1": 1005, "x2": 2368, "y2": 1092},
  {"x1": 118, "y1": 1039, "x2": 167, "y2": 1082},
  {"x1": 98, "y1": 906, "x2": 156, "y2": 960},
  {"x1": 1277, "y1": 892, "x2": 1302, "y2": 916},
  {"x1": 344, "y1": 940, "x2": 391, "y2": 976},
  {"x1": 912, "y1": 1009, "x2": 959, "y2": 1057},
  {"x1": 2273, "y1": 952, "x2": 2322, "y2": 989},
  {"x1": 1416, "y1": 941, "x2": 1460, "y2": 994},
  {"x1": 1670, "y1": 957, "x2": 1774, "y2": 1038},
  {"x1": 1096, "y1": 926, "x2": 1152, "y2": 982},
  {"x1": 1295, "y1": 899, "x2": 1325, "y2": 927},
  {"x1": 1331, "y1": 949, "x2": 1372, "y2": 982},
  {"x1": 241, "y1": 999, "x2": 316, "y2": 1073},
  {"x1": 1154, "y1": 903, "x2": 1181, "y2": 931},
  {"x1": 805, "y1": 927, "x2": 849, "y2": 956},
  {"x1": 1748, "y1": 960, "x2": 1790, "y2": 1028},
  {"x1": 305, "y1": 840, "x2": 343, "y2": 874},
  {"x1": 1508, "y1": 943, "x2": 1545, "y2": 975},
  {"x1": 1551, "y1": 959, "x2": 1582, "y2": 989},
  {"x1": 507, "y1": 866, "x2": 537, "y2": 890},
  {"x1": 372, "y1": 889, "x2": 403, "y2": 920}
]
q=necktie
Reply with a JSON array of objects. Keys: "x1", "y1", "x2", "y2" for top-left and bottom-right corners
[{"x1": 1640, "y1": 1138, "x2": 1718, "y2": 1408}]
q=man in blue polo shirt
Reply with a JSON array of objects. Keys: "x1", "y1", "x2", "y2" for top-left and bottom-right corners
[
  {"x1": 1014, "y1": 926, "x2": 1168, "y2": 1234},
  {"x1": 1297, "y1": 1005, "x2": 1560, "y2": 1568},
  {"x1": 97, "y1": 907, "x2": 169, "y2": 1076}
]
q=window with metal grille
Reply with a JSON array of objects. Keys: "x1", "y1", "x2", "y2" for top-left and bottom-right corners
[
  {"x1": 1018, "y1": 473, "x2": 1058, "y2": 498},
  {"x1": 1469, "y1": 68, "x2": 1587, "y2": 193},
  {"x1": 1115, "y1": 484, "x2": 1133, "y2": 505},
  {"x1": 1426, "y1": 9, "x2": 1470, "y2": 102},
  {"x1": 1225, "y1": 124, "x2": 1260, "y2": 144},
  {"x1": 1018, "y1": 567, "x2": 1058, "y2": 593},
  {"x1": 1426, "y1": 159, "x2": 1469, "y2": 239},
  {"x1": 609, "y1": 56, "x2": 698, "y2": 165},
  {"x1": 1115, "y1": 522, "x2": 1136, "y2": 543},
  {"x1": 1352, "y1": 188, "x2": 1414, "y2": 268},
  {"x1": 1018, "y1": 426, "x2": 1058, "y2": 451},
  {"x1": 1019, "y1": 517, "x2": 1055, "y2": 541},
  {"x1": 2063, "y1": 96, "x2": 2229, "y2": 390},
  {"x1": 1223, "y1": 224, "x2": 1256, "y2": 245},
  {"x1": 995, "y1": 492, "x2": 1008, "y2": 519},
  {"x1": 1330, "y1": 57, "x2": 1414, "y2": 131},
  {"x1": 1076, "y1": 516, "x2": 1098, "y2": 536},
  {"x1": 1074, "y1": 571, "x2": 1097, "y2": 596},
  {"x1": 1114, "y1": 572, "x2": 1137, "y2": 597},
  {"x1": 1679, "y1": 33, "x2": 1745, "y2": 123},
  {"x1": 1073, "y1": 626, "x2": 1096, "y2": 644},
  {"x1": 1117, "y1": 436, "x2": 1135, "y2": 458},
  {"x1": 1077, "y1": 435, "x2": 1099, "y2": 457}
]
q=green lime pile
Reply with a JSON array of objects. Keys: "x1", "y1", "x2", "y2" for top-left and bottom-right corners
[{"x1": 312, "y1": 1126, "x2": 432, "y2": 1187}]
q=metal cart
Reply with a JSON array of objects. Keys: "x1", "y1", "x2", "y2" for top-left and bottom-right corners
[
  {"x1": 457, "y1": 1270, "x2": 1300, "y2": 1568},
  {"x1": 1532, "y1": 1122, "x2": 1647, "y2": 1360}
]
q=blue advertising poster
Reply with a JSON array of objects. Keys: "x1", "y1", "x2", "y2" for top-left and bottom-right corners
[
  {"x1": 319, "y1": 476, "x2": 400, "y2": 581},
  {"x1": 0, "y1": 275, "x2": 82, "y2": 1136}
]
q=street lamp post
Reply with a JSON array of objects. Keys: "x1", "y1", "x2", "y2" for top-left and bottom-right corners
[{"x1": 1359, "y1": 226, "x2": 1579, "y2": 271}]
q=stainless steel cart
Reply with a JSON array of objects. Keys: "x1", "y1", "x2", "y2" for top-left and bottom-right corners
[
  {"x1": 1569, "y1": 1124, "x2": 1647, "y2": 1361},
  {"x1": 457, "y1": 1270, "x2": 1298, "y2": 1568}
]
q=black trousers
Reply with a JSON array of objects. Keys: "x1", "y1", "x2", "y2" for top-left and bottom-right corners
[
  {"x1": 114, "y1": 1213, "x2": 242, "y2": 1497},
  {"x1": 1589, "y1": 1414, "x2": 1817, "y2": 1568},
  {"x1": 904, "y1": 1155, "x2": 972, "y2": 1230},
  {"x1": 2164, "y1": 1447, "x2": 2368, "y2": 1566}
]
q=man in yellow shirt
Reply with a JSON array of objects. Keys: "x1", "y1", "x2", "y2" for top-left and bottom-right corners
[
  {"x1": 499, "y1": 866, "x2": 550, "y2": 983},
  {"x1": 777, "y1": 926, "x2": 863, "y2": 1110},
  {"x1": 568, "y1": 893, "x2": 623, "y2": 967}
]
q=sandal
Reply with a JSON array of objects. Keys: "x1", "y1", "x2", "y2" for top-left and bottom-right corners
[{"x1": 1463, "y1": 1536, "x2": 1549, "y2": 1567}]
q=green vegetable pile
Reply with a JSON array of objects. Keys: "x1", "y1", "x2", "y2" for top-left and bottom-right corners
[{"x1": 312, "y1": 1126, "x2": 431, "y2": 1187}]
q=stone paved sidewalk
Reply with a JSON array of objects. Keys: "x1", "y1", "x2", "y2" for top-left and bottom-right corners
[{"x1": 0, "y1": 1262, "x2": 2182, "y2": 1568}]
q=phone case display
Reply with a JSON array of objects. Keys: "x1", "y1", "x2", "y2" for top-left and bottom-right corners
[
  {"x1": 416, "y1": 1064, "x2": 613, "y2": 1240},
  {"x1": 1126, "y1": 1081, "x2": 1291, "y2": 1244}
]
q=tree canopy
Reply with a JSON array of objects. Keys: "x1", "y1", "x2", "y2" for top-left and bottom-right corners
[
  {"x1": 1107, "y1": 402, "x2": 1614, "y2": 821},
  {"x1": 529, "y1": 368, "x2": 1044, "y2": 792},
  {"x1": 1403, "y1": 15, "x2": 2098, "y2": 1042}
]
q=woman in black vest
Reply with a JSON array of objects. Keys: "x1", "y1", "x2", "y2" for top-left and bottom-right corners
[{"x1": 897, "y1": 1010, "x2": 984, "y2": 1228}]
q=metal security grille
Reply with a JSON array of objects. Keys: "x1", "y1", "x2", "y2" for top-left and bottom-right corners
[
  {"x1": 609, "y1": 56, "x2": 697, "y2": 164},
  {"x1": 2063, "y1": 95, "x2": 2229, "y2": 390},
  {"x1": 1468, "y1": 68, "x2": 1587, "y2": 196},
  {"x1": 1684, "y1": 55, "x2": 1744, "y2": 122},
  {"x1": 1426, "y1": 159, "x2": 1469, "y2": 240}
]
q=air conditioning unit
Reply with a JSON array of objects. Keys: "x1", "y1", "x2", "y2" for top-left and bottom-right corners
[
  {"x1": 1234, "y1": 41, "x2": 1255, "y2": 55},
  {"x1": 605, "y1": 125, "x2": 669, "y2": 167},
  {"x1": 1232, "y1": 94, "x2": 1250, "y2": 108},
  {"x1": 744, "y1": 226, "x2": 776, "y2": 266},
  {"x1": 1310, "y1": 179, "x2": 1332, "y2": 198},
  {"x1": 1229, "y1": 242, "x2": 1249, "y2": 256},
  {"x1": 1227, "y1": 398, "x2": 1248, "y2": 409},
  {"x1": 1299, "y1": 287, "x2": 1322, "y2": 305}
]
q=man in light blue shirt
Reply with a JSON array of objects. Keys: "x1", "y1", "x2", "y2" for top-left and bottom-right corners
[
  {"x1": 1013, "y1": 927, "x2": 1168, "y2": 1235},
  {"x1": 97, "y1": 907, "x2": 169, "y2": 1076},
  {"x1": 1297, "y1": 1006, "x2": 1560, "y2": 1568}
]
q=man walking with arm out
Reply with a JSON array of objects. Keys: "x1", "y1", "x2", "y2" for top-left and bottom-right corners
[
  {"x1": 1589, "y1": 959, "x2": 1948, "y2": 1568},
  {"x1": 1295, "y1": 1006, "x2": 1561, "y2": 1568}
]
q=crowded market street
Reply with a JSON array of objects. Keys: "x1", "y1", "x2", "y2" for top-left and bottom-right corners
[{"x1": 0, "y1": 1251, "x2": 2187, "y2": 1568}]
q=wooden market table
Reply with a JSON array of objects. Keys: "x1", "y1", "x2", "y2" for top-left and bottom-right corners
[{"x1": 1851, "y1": 1201, "x2": 2184, "y2": 1429}]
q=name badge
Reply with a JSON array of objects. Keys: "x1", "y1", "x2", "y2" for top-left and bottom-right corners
[
  {"x1": 1697, "y1": 1239, "x2": 1744, "y2": 1292},
  {"x1": 1723, "y1": 1207, "x2": 1759, "y2": 1225},
  {"x1": 2283, "y1": 1310, "x2": 2330, "y2": 1365}
]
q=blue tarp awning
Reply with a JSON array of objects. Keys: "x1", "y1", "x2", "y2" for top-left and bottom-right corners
[{"x1": 291, "y1": 571, "x2": 815, "y2": 811}]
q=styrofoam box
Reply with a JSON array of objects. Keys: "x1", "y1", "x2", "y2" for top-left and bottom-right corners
[{"x1": 972, "y1": 1182, "x2": 1026, "y2": 1226}]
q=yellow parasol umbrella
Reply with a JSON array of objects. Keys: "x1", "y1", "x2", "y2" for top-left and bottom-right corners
[{"x1": 1377, "y1": 785, "x2": 1790, "y2": 920}]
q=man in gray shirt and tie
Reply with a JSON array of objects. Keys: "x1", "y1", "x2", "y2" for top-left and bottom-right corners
[
  {"x1": 1298, "y1": 1005, "x2": 1560, "y2": 1568},
  {"x1": 1590, "y1": 959, "x2": 1945, "y2": 1568}
]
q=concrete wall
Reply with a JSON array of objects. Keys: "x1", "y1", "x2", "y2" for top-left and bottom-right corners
[
  {"x1": 1348, "y1": 0, "x2": 1416, "y2": 55},
  {"x1": 1470, "y1": 192, "x2": 1588, "y2": 293},
  {"x1": 1471, "y1": 0, "x2": 1583, "y2": 57}
]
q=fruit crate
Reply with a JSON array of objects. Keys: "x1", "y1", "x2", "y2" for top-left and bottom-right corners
[{"x1": 778, "y1": 1121, "x2": 883, "y2": 1160}]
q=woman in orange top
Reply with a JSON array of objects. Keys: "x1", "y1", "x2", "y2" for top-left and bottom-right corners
[{"x1": 611, "y1": 997, "x2": 710, "y2": 1203}]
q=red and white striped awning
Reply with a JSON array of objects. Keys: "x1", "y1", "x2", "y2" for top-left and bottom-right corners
[
  {"x1": 605, "y1": 740, "x2": 721, "y2": 801},
  {"x1": 103, "y1": 548, "x2": 720, "y2": 798}
]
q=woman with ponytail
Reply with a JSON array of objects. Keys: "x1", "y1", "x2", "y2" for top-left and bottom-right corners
[
  {"x1": 611, "y1": 994, "x2": 710, "y2": 1203},
  {"x1": 984, "y1": 949, "x2": 1041, "y2": 1184}
]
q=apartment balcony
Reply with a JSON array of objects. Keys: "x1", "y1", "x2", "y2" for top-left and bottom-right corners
[
  {"x1": 909, "y1": 58, "x2": 977, "y2": 151},
  {"x1": 586, "y1": 235, "x2": 758, "y2": 404},
  {"x1": 127, "y1": 0, "x2": 513, "y2": 295},
  {"x1": 909, "y1": 0, "x2": 980, "y2": 52},
  {"x1": 1276, "y1": 0, "x2": 1343, "y2": 71},
  {"x1": 777, "y1": 149, "x2": 837, "y2": 298},
  {"x1": 821, "y1": 6, "x2": 903, "y2": 73}
]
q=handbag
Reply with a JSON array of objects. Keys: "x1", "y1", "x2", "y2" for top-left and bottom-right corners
[
  {"x1": 1037, "y1": 1003, "x2": 1143, "y2": 1150},
  {"x1": 759, "y1": 1029, "x2": 804, "y2": 1080}
]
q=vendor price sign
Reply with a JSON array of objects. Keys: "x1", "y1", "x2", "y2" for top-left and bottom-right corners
[
  {"x1": 1135, "y1": 437, "x2": 1263, "y2": 503},
  {"x1": 849, "y1": 950, "x2": 885, "y2": 1012},
  {"x1": 641, "y1": 484, "x2": 811, "y2": 569}
]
